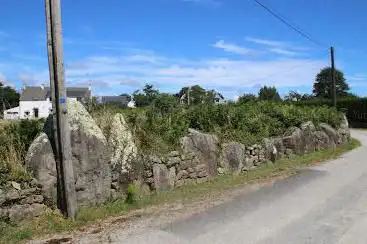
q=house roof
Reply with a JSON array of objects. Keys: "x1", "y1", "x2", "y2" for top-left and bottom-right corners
[
  {"x1": 20, "y1": 86, "x2": 91, "y2": 101},
  {"x1": 100, "y1": 96, "x2": 130, "y2": 104}
]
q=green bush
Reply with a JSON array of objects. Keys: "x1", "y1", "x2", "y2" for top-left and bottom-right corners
[
  {"x1": 0, "y1": 119, "x2": 44, "y2": 184},
  {"x1": 295, "y1": 97, "x2": 367, "y2": 127},
  {"x1": 125, "y1": 184, "x2": 137, "y2": 204},
  {"x1": 91, "y1": 101, "x2": 344, "y2": 154}
]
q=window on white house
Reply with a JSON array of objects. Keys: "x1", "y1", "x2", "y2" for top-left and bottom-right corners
[
  {"x1": 25, "y1": 111, "x2": 30, "y2": 116},
  {"x1": 33, "y1": 108, "x2": 39, "y2": 118}
]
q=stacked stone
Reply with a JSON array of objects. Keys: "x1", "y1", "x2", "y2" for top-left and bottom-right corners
[{"x1": 0, "y1": 181, "x2": 47, "y2": 222}]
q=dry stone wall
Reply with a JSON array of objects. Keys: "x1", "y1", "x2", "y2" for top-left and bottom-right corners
[{"x1": 22, "y1": 103, "x2": 351, "y2": 220}]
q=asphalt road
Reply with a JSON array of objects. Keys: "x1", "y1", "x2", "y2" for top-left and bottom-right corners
[{"x1": 87, "y1": 130, "x2": 367, "y2": 244}]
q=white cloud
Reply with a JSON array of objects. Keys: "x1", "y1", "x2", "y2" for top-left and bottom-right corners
[
  {"x1": 4, "y1": 40, "x2": 329, "y2": 96},
  {"x1": 246, "y1": 37, "x2": 286, "y2": 47},
  {"x1": 246, "y1": 37, "x2": 307, "y2": 56},
  {"x1": 268, "y1": 48, "x2": 297, "y2": 56},
  {"x1": 212, "y1": 40, "x2": 253, "y2": 56}
]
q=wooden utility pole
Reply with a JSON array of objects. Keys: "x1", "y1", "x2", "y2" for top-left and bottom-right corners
[
  {"x1": 187, "y1": 86, "x2": 191, "y2": 106},
  {"x1": 45, "y1": 0, "x2": 77, "y2": 218},
  {"x1": 330, "y1": 47, "x2": 337, "y2": 108}
]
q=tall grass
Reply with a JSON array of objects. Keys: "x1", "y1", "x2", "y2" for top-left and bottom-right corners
[{"x1": 0, "y1": 119, "x2": 44, "y2": 185}]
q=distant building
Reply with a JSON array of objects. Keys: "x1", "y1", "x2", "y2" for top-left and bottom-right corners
[
  {"x1": 3, "y1": 85, "x2": 91, "y2": 120},
  {"x1": 96, "y1": 95, "x2": 135, "y2": 108}
]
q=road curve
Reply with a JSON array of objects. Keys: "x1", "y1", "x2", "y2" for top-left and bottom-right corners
[{"x1": 86, "y1": 130, "x2": 367, "y2": 244}]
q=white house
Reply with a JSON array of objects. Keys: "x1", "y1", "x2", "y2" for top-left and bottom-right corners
[{"x1": 3, "y1": 85, "x2": 91, "y2": 120}]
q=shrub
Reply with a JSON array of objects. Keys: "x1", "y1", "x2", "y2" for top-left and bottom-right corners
[
  {"x1": 0, "y1": 119, "x2": 44, "y2": 184},
  {"x1": 125, "y1": 184, "x2": 137, "y2": 204}
]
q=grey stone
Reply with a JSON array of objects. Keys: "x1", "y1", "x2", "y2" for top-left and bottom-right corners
[
  {"x1": 180, "y1": 130, "x2": 219, "y2": 178},
  {"x1": 149, "y1": 155, "x2": 162, "y2": 164},
  {"x1": 168, "y1": 167, "x2": 176, "y2": 188},
  {"x1": 145, "y1": 177, "x2": 154, "y2": 185},
  {"x1": 189, "y1": 172, "x2": 198, "y2": 179},
  {"x1": 337, "y1": 115, "x2": 351, "y2": 144},
  {"x1": 197, "y1": 170, "x2": 209, "y2": 178},
  {"x1": 313, "y1": 131, "x2": 336, "y2": 151},
  {"x1": 220, "y1": 142, "x2": 246, "y2": 174},
  {"x1": 178, "y1": 160, "x2": 191, "y2": 170},
  {"x1": 20, "y1": 187, "x2": 38, "y2": 197},
  {"x1": 153, "y1": 164, "x2": 170, "y2": 191},
  {"x1": 300, "y1": 121, "x2": 316, "y2": 154},
  {"x1": 319, "y1": 123, "x2": 338, "y2": 143},
  {"x1": 217, "y1": 167, "x2": 225, "y2": 175},
  {"x1": 109, "y1": 113, "x2": 138, "y2": 174},
  {"x1": 7, "y1": 204, "x2": 46, "y2": 222},
  {"x1": 111, "y1": 182, "x2": 120, "y2": 190},
  {"x1": 20, "y1": 195, "x2": 44, "y2": 204},
  {"x1": 0, "y1": 191, "x2": 5, "y2": 206},
  {"x1": 176, "y1": 170, "x2": 189, "y2": 180},
  {"x1": 144, "y1": 170, "x2": 153, "y2": 178},
  {"x1": 194, "y1": 164, "x2": 208, "y2": 173},
  {"x1": 244, "y1": 157, "x2": 255, "y2": 169},
  {"x1": 167, "y1": 157, "x2": 181, "y2": 167},
  {"x1": 24, "y1": 133, "x2": 57, "y2": 202},
  {"x1": 6, "y1": 189, "x2": 21, "y2": 202},
  {"x1": 187, "y1": 167, "x2": 195, "y2": 173},
  {"x1": 11, "y1": 181, "x2": 21, "y2": 191},
  {"x1": 283, "y1": 127, "x2": 305, "y2": 155},
  {"x1": 27, "y1": 101, "x2": 112, "y2": 208},
  {"x1": 168, "y1": 151, "x2": 180, "y2": 157}
]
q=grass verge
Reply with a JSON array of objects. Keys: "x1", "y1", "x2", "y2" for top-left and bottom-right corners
[{"x1": 0, "y1": 138, "x2": 361, "y2": 243}]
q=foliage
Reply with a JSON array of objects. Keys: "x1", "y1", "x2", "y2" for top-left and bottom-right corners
[
  {"x1": 295, "y1": 97, "x2": 367, "y2": 127},
  {"x1": 177, "y1": 85, "x2": 224, "y2": 105},
  {"x1": 92, "y1": 100, "x2": 344, "y2": 154},
  {"x1": 0, "y1": 82, "x2": 20, "y2": 116},
  {"x1": 125, "y1": 184, "x2": 137, "y2": 204},
  {"x1": 258, "y1": 86, "x2": 282, "y2": 101},
  {"x1": 0, "y1": 119, "x2": 44, "y2": 184},
  {"x1": 284, "y1": 90, "x2": 303, "y2": 101},
  {"x1": 237, "y1": 93, "x2": 257, "y2": 104},
  {"x1": 313, "y1": 67, "x2": 350, "y2": 98},
  {"x1": 133, "y1": 84, "x2": 159, "y2": 107}
]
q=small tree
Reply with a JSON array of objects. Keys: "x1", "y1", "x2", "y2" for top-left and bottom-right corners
[
  {"x1": 238, "y1": 93, "x2": 257, "y2": 104},
  {"x1": 258, "y1": 86, "x2": 281, "y2": 101},
  {"x1": 132, "y1": 84, "x2": 159, "y2": 107},
  {"x1": 0, "y1": 82, "x2": 20, "y2": 116},
  {"x1": 313, "y1": 67, "x2": 350, "y2": 99}
]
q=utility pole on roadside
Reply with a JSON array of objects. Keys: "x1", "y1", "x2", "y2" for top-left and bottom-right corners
[
  {"x1": 187, "y1": 86, "x2": 191, "y2": 106},
  {"x1": 330, "y1": 47, "x2": 337, "y2": 108},
  {"x1": 45, "y1": 0, "x2": 77, "y2": 218}
]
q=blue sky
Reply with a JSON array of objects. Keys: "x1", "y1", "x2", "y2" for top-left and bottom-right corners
[{"x1": 0, "y1": 0, "x2": 366, "y2": 99}]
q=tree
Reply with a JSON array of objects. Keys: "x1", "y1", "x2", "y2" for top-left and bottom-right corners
[
  {"x1": 238, "y1": 93, "x2": 257, "y2": 104},
  {"x1": 258, "y1": 86, "x2": 281, "y2": 101},
  {"x1": 284, "y1": 90, "x2": 302, "y2": 102},
  {"x1": 177, "y1": 85, "x2": 206, "y2": 105},
  {"x1": 0, "y1": 82, "x2": 20, "y2": 115},
  {"x1": 153, "y1": 93, "x2": 179, "y2": 115},
  {"x1": 119, "y1": 93, "x2": 132, "y2": 102},
  {"x1": 313, "y1": 67, "x2": 350, "y2": 99},
  {"x1": 132, "y1": 84, "x2": 159, "y2": 107}
]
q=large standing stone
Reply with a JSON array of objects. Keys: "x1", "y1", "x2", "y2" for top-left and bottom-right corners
[
  {"x1": 180, "y1": 129, "x2": 219, "y2": 178},
  {"x1": 26, "y1": 101, "x2": 112, "y2": 208},
  {"x1": 337, "y1": 115, "x2": 351, "y2": 144},
  {"x1": 312, "y1": 131, "x2": 335, "y2": 151},
  {"x1": 25, "y1": 133, "x2": 57, "y2": 202},
  {"x1": 109, "y1": 113, "x2": 138, "y2": 174},
  {"x1": 153, "y1": 164, "x2": 170, "y2": 191},
  {"x1": 300, "y1": 121, "x2": 316, "y2": 154},
  {"x1": 319, "y1": 123, "x2": 338, "y2": 144},
  {"x1": 282, "y1": 127, "x2": 304, "y2": 155},
  {"x1": 220, "y1": 142, "x2": 246, "y2": 174}
]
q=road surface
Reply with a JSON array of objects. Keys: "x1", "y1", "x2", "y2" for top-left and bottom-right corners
[{"x1": 79, "y1": 130, "x2": 367, "y2": 244}]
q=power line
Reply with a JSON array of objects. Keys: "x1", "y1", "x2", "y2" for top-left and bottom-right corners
[
  {"x1": 247, "y1": 49, "x2": 330, "y2": 83},
  {"x1": 252, "y1": 0, "x2": 328, "y2": 47}
]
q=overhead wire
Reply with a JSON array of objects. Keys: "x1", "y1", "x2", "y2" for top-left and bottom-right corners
[{"x1": 252, "y1": 0, "x2": 329, "y2": 48}]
